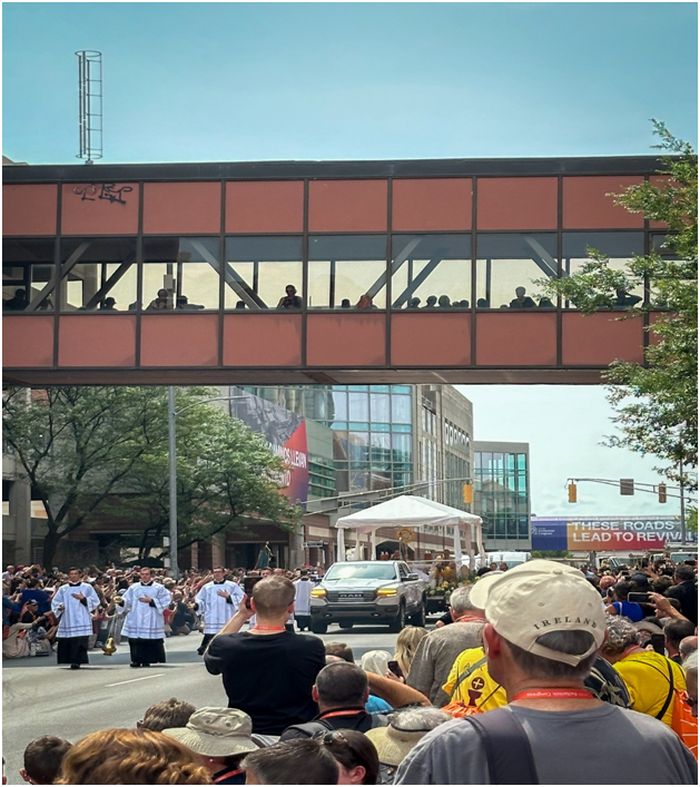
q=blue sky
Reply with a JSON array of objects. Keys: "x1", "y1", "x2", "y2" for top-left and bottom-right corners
[
  {"x1": 3, "y1": 2, "x2": 697, "y2": 163},
  {"x1": 3, "y1": 2, "x2": 697, "y2": 520}
]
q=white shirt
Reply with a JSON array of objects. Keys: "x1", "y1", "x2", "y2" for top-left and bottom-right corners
[
  {"x1": 294, "y1": 578, "x2": 313, "y2": 615},
  {"x1": 51, "y1": 582, "x2": 100, "y2": 638},
  {"x1": 118, "y1": 581, "x2": 171, "y2": 639},
  {"x1": 195, "y1": 580, "x2": 244, "y2": 634}
]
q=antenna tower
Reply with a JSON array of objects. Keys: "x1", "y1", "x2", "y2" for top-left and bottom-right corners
[{"x1": 76, "y1": 50, "x2": 103, "y2": 164}]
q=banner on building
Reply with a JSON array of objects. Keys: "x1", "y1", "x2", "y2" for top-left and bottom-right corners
[
  {"x1": 230, "y1": 392, "x2": 310, "y2": 509},
  {"x1": 531, "y1": 517, "x2": 693, "y2": 551}
]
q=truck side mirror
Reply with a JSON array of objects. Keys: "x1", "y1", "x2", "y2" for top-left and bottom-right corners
[{"x1": 405, "y1": 573, "x2": 419, "y2": 581}]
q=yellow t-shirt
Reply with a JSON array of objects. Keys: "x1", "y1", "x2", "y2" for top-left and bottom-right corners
[
  {"x1": 442, "y1": 646, "x2": 507, "y2": 712},
  {"x1": 614, "y1": 651, "x2": 686, "y2": 727}
]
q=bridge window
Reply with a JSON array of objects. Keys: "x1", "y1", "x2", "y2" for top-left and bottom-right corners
[
  {"x1": 58, "y1": 237, "x2": 137, "y2": 312},
  {"x1": 308, "y1": 235, "x2": 387, "y2": 309},
  {"x1": 391, "y1": 234, "x2": 471, "y2": 309},
  {"x1": 3, "y1": 239, "x2": 56, "y2": 312},
  {"x1": 476, "y1": 233, "x2": 557, "y2": 309},
  {"x1": 562, "y1": 232, "x2": 644, "y2": 309},
  {"x1": 142, "y1": 237, "x2": 220, "y2": 310},
  {"x1": 649, "y1": 233, "x2": 684, "y2": 309},
  {"x1": 224, "y1": 236, "x2": 303, "y2": 311}
]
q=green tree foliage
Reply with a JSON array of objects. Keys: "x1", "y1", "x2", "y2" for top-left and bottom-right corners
[
  {"x1": 542, "y1": 122, "x2": 697, "y2": 488},
  {"x1": 3, "y1": 386, "x2": 300, "y2": 566},
  {"x1": 120, "y1": 388, "x2": 300, "y2": 559}
]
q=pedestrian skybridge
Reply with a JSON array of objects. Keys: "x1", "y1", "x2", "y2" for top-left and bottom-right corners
[{"x1": 3, "y1": 156, "x2": 667, "y2": 386}]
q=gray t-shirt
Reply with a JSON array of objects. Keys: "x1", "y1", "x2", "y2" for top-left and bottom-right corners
[
  {"x1": 394, "y1": 703, "x2": 697, "y2": 784},
  {"x1": 406, "y1": 621, "x2": 485, "y2": 706}
]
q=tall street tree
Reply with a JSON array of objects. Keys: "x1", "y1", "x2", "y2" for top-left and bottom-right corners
[
  {"x1": 541, "y1": 122, "x2": 697, "y2": 489},
  {"x1": 3, "y1": 386, "x2": 300, "y2": 566},
  {"x1": 119, "y1": 389, "x2": 300, "y2": 560}
]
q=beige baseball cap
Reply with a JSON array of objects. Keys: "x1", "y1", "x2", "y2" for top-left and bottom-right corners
[{"x1": 470, "y1": 559, "x2": 606, "y2": 666}]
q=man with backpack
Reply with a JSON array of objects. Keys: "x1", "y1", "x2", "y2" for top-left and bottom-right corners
[
  {"x1": 602, "y1": 615, "x2": 686, "y2": 728},
  {"x1": 394, "y1": 559, "x2": 696, "y2": 784},
  {"x1": 279, "y1": 661, "x2": 388, "y2": 739}
]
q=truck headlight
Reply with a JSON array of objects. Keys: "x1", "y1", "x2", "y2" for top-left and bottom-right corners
[
  {"x1": 310, "y1": 588, "x2": 327, "y2": 598},
  {"x1": 376, "y1": 588, "x2": 398, "y2": 597}
]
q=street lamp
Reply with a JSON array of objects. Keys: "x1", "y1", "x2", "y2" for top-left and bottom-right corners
[{"x1": 167, "y1": 388, "x2": 250, "y2": 579}]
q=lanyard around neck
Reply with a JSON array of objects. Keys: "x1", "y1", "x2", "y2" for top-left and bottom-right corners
[{"x1": 512, "y1": 688, "x2": 594, "y2": 701}]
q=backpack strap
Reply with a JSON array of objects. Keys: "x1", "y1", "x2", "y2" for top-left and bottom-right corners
[
  {"x1": 624, "y1": 657, "x2": 675, "y2": 720},
  {"x1": 465, "y1": 709, "x2": 539, "y2": 784},
  {"x1": 656, "y1": 657, "x2": 675, "y2": 721},
  {"x1": 284, "y1": 719, "x2": 333, "y2": 739}
]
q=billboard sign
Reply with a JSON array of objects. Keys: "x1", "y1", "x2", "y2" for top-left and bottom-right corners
[
  {"x1": 230, "y1": 391, "x2": 310, "y2": 509},
  {"x1": 531, "y1": 517, "x2": 693, "y2": 551}
]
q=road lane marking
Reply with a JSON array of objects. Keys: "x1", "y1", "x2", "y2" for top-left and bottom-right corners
[{"x1": 104, "y1": 673, "x2": 165, "y2": 687}]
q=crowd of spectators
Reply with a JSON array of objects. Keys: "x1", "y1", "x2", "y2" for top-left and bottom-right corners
[
  {"x1": 2, "y1": 563, "x2": 320, "y2": 659},
  {"x1": 5, "y1": 553, "x2": 698, "y2": 784}
]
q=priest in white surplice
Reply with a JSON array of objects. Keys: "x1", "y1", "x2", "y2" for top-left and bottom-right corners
[
  {"x1": 293, "y1": 570, "x2": 313, "y2": 631},
  {"x1": 116, "y1": 567, "x2": 171, "y2": 667},
  {"x1": 195, "y1": 566, "x2": 244, "y2": 655},
  {"x1": 51, "y1": 567, "x2": 101, "y2": 669}
]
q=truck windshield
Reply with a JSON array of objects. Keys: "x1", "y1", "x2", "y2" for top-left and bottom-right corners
[{"x1": 324, "y1": 563, "x2": 397, "y2": 581}]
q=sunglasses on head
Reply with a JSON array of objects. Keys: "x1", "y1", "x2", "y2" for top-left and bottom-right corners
[{"x1": 315, "y1": 730, "x2": 353, "y2": 750}]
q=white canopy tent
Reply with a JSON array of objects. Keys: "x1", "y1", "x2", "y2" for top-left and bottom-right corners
[{"x1": 335, "y1": 495, "x2": 485, "y2": 566}]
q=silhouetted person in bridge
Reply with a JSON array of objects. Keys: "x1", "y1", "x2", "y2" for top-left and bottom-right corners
[
  {"x1": 613, "y1": 288, "x2": 642, "y2": 307},
  {"x1": 356, "y1": 294, "x2": 377, "y2": 310},
  {"x1": 509, "y1": 286, "x2": 536, "y2": 308},
  {"x1": 4, "y1": 288, "x2": 28, "y2": 311},
  {"x1": 147, "y1": 288, "x2": 171, "y2": 310},
  {"x1": 277, "y1": 284, "x2": 303, "y2": 310}
]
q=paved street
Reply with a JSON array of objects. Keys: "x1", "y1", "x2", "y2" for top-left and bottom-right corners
[{"x1": 2, "y1": 623, "x2": 408, "y2": 785}]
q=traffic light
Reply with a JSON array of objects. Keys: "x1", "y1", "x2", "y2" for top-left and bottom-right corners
[
  {"x1": 463, "y1": 483, "x2": 474, "y2": 505},
  {"x1": 568, "y1": 482, "x2": 577, "y2": 503},
  {"x1": 658, "y1": 483, "x2": 667, "y2": 503},
  {"x1": 620, "y1": 478, "x2": 635, "y2": 496}
]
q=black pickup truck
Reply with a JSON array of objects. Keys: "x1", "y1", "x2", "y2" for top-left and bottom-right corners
[{"x1": 309, "y1": 560, "x2": 428, "y2": 634}]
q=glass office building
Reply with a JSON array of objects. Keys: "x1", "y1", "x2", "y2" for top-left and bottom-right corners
[
  {"x1": 473, "y1": 441, "x2": 531, "y2": 549},
  {"x1": 236, "y1": 384, "x2": 414, "y2": 499}
]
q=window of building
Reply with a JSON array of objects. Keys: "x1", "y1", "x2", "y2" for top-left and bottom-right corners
[
  {"x1": 474, "y1": 449, "x2": 529, "y2": 542},
  {"x1": 58, "y1": 237, "x2": 137, "y2": 311},
  {"x1": 308, "y1": 235, "x2": 387, "y2": 309},
  {"x1": 142, "y1": 237, "x2": 220, "y2": 310},
  {"x1": 370, "y1": 392, "x2": 391, "y2": 422},
  {"x1": 476, "y1": 233, "x2": 557, "y2": 309},
  {"x1": 562, "y1": 232, "x2": 644, "y2": 309},
  {"x1": 391, "y1": 234, "x2": 471, "y2": 309},
  {"x1": 3, "y1": 238, "x2": 56, "y2": 312},
  {"x1": 392, "y1": 432, "x2": 412, "y2": 463},
  {"x1": 349, "y1": 392, "x2": 370, "y2": 422},
  {"x1": 224, "y1": 236, "x2": 303, "y2": 311},
  {"x1": 649, "y1": 233, "x2": 688, "y2": 309},
  {"x1": 392, "y1": 394, "x2": 412, "y2": 424}
]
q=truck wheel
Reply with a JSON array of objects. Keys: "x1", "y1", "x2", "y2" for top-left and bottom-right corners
[
  {"x1": 409, "y1": 601, "x2": 426, "y2": 627},
  {"x1": 310, "y1": 621, "x2": 328, "y2": 634},
  {"x1": 388, "y1": 603, "x2": 406, "y2": 633},
  {"x1": 339, "y1": 622, "x2": 353, "y2": 630}
]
